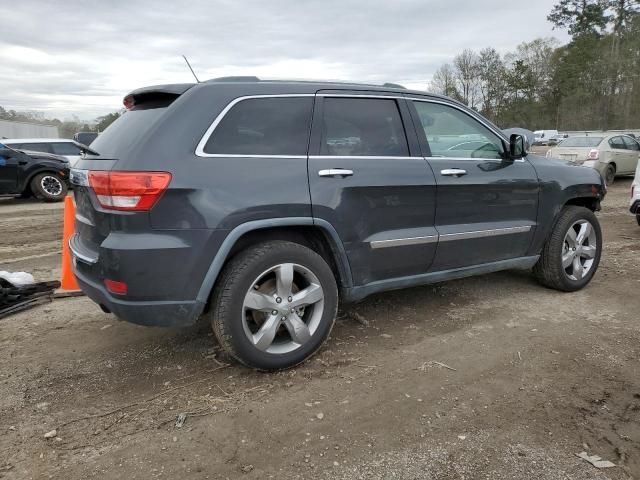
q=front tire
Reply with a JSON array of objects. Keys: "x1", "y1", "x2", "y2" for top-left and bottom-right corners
[
  {"x1": 533, "y1": 206, "x2": 602, "y2": 292},
  {"x1": 30, "y1": 173, "x2": 67, "y2": 202},
  {"x1": 209, "y1": 241, "x2": 338, "y2": 371}
]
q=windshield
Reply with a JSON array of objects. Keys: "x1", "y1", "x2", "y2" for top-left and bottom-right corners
[
  {"x1": 89, "y1": 107, "x2": 168, "y2": 157},
  {"x1": 558, "y1": 137, "x2": 603, "y2": 148}
]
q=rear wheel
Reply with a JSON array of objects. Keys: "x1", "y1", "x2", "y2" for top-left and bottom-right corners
[
  {"x1": 209, "y1": 241, "x2": 338, "y2": 370},
  {"x1": 533, "y1": 206, "x2": 602, "y2": 291},
  {"x1": 636, "y1": 215, "x2": 640, "y2": 226},
  {"x1": 30, "y1": 173, "x2": 67, "y2": 202},
  {"x1": 604, "y1": 164, "x2": 615, "y2": 185}
]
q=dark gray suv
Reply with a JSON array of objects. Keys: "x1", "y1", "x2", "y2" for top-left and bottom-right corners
[{"x1": 69, "y1": 77, "x2": 605, "y2": 370}]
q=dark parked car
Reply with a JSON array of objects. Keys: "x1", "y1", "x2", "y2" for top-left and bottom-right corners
[
  {"x1": 0, "y1": 146, "x2": 69, "y2": 201},
  {"x1": 73, "y1": 132, "x2": 99, "y2": 146},
  {"x1": 69, "y1": 78, "x2": 606, "y2": 370}
]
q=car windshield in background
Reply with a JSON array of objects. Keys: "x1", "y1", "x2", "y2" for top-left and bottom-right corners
[{"x1": 558, "y1": 137, "x2": 603, "y2": 147}]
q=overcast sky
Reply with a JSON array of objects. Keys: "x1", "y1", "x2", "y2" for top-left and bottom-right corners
[{"x1": 1, "y1": 0, "x2": 567, "y2": 121}]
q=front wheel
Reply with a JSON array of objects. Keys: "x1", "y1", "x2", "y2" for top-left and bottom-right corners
[
  {"x1": 209, "y1": 241, "x2": 338, "y2": 370},
  {"x1": 533, "y1": 206, "x2": 602, "y2": 292},
  {"x1": 30, "y1": 173, "x2": 67, "y2": 202}
]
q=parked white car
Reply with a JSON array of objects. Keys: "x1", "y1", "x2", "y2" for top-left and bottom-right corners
[
  {"x1": 546, "y1": 133, "x2": 640, "y2": 184},
  {"x1": 533, "y1": 129, "x2": 559, "y2": 145},
  {"x1": 0, "y1": 138, "x2": 86, "y2": 167},
  {"x1": 631, "y1": 160, "x2": 640, "y2": 226}
]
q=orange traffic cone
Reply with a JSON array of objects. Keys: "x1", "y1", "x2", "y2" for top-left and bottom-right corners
[{"x1": 60, "y1": 195, "x2": 80, "y2": 291}]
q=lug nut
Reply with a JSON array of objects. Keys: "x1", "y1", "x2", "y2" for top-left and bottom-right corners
[
  {"x1": 288, "y1": 296, "x2": 292, "y2": 302},
  {"x1": 272, "y1": 310, "x2": 278, "y2": 315},
  {"x1": 281, "y1": 316, "x2": 286, "y2": 321},
  {"x1": 290, "y1": 308, "x2": 295, "y2": 313},
  {"x1": 276, "y1": 297, "x2": 282, "y2": 303}
]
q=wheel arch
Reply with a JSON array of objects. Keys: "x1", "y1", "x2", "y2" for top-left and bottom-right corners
[{"x1": 195, "y1": 218, "x2": 353, "y2": 305}]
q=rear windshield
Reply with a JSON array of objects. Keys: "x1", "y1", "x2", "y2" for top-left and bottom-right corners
[
  {"x1": 89, "y1": 106, "x2": 168, "y2": 157},
  {"x1": 558, "y1": 137, "x2": 603, "y2": 147}
]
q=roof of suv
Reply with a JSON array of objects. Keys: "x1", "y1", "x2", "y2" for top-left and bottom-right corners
[{"x1": 127, "y1": 77, "x2": 452, "y2": 103}]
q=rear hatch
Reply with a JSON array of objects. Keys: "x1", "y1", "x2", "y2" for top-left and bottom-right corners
[{"x1": 71, "y1": 85, "x2": 193, "y2": 259}]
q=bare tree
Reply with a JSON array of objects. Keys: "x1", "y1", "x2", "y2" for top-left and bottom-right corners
[
  {"x1": 429, "y1": 63, "x2": 459, "y2": 99},
  {"x1": 453, "y1": 49, "x2": 481, "y2": 108}
]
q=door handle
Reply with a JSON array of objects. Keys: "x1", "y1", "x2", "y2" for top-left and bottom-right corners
[
  {"x1": 318, "y1": 169, "x2": 354, "y2": 178},
  {"x1": 440, "y1": 168, "x2": 467, "y2": 177}
]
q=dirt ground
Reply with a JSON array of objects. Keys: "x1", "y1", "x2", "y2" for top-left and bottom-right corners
[{"x1": 1, "y1": 180, "x2": 639, "y2": 480}]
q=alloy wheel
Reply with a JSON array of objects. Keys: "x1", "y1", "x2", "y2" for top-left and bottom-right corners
[
  {"x1": 40, "y1": 175, "x2": 63, "y2": 196},
  {"x1": 241, "y1": 263, "x2": 325, "y2": 354},
  {"x1": 562, "y1": 219, "x2": 597, "y2": 281}
]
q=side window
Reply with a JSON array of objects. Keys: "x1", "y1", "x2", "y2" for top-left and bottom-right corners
[
  {"x1": 51, "y1": 142, "x2": 82, "y2": 156},
  {"x1": 609, "y1": 136, "x2": 626, "y2": 150},
  {"x1": 14, "y1": 143, "x2": 51, "y2": 153},
  {"x1": 412, "y1": 101, "x2": 504, "y2": 159},
  {"x1": 320, "y1": 98, "x2": 409, "y2": 156},
  {"x1": 203, "y1": 97, "x2": 313, "y2": 156},
  {"x1": 622, "y1": 136, "x2": 640, "y2": 151}
]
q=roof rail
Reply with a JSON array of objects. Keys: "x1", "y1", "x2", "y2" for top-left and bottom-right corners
[{"x1": 206, "y1": 76, "x2": 261, "y2": 83}]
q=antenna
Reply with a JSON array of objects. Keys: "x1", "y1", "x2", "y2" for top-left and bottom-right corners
[{"x1": 182, "y1": 55, "x2": 200, "y2": 83}]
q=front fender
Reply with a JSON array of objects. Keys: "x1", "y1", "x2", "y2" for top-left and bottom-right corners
[{"x1": 527, "y1": 155, "x2": 605, "y2": 255}]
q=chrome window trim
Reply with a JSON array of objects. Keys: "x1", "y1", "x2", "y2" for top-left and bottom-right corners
[
  {"x1": 370, "y1": 235, "x2": 438, "y2": 249},
  {"x1": 439, "y1": 225, "x2": 532, "y2": 242},
  {"x1": 310, "y1": 155, "x2": 416, "y2": 160},
  {"x1": 371, "y1": 225, "x2": 532, "y2": 248},
  {"x1": 195, "y1": 94, "x2": 315, "y2": 158},
  {"x1": 317, "y1": 93, "x2": 404, "y2": 99}
]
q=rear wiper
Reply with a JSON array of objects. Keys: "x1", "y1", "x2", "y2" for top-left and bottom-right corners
[{"x1": 74, "y1": 141, "x2": 100, "y2": 156}]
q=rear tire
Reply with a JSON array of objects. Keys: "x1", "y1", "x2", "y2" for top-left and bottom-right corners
[
  {"x1": 636, "y1": 215, "x2": 640, "y2": 226},
  {"x1": 533, "y1": 206, "x2": 602, "y2": 292},
  {"x1": 208, "y1": 241, "x2": 338, "y2": 371},
  {"x1": 604, "y1": 164, "x2": 615, "y2": 185},
  {"x1": 30, "y1": 173, "x2": 67, "y2": 202}
]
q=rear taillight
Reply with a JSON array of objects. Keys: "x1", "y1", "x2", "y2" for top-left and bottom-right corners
[
  {"x1": 88, "y1": 171, "x2": 171, "y2": 211},
  {"x1": 588, "y1": 149, "x2": 599, "y2": 160}
]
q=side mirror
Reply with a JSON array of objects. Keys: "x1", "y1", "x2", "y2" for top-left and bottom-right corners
[{"x1": 509, "y1": 134, "x2": 526, "y2": 160}]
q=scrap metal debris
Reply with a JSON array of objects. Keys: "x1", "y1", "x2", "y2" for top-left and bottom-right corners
[
  {"x1": 0, "y1": 274, "x2": 60, "y2": 320},
  {"x1": 576, "y1": 451, "x2": 616, "y2": 469},
  {"x1": 175, "y1": 413, "x2": 187, "y2": 428}
]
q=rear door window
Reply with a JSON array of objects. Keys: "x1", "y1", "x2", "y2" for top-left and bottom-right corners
[
  {"x1": 51, "y1": 142, "x2": 82, "y2": 156},
  {"x1": 609, "y1": 136, "x2": 626, "y2": 150},
  {"x1": 320, "y1": 97, "x2": 409, "y2": 156},
  {"x1": 203, "y1": 97, "x2": 313, "y2": 156}
]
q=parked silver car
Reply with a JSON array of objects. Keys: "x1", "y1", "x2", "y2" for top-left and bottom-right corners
[{"x1": 547, "y1": 134, "x2": 640, "y2": 184}]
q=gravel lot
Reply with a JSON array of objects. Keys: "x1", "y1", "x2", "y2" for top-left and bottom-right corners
[{"x1": 1, "y1": 180, "x2": 639, "y2": 479}]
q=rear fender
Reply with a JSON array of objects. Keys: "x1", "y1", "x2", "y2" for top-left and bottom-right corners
[{"x1": 195, "y1": 218, "x2": 352, "y2": 303}]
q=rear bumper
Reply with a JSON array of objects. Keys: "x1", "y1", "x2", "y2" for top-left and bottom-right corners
[
  {"x1": 69, "y1": 233, "x2": 207, "y2": 327},
  {"x1": 72, "y1": 265, "x2": 206, "y2": 327}
]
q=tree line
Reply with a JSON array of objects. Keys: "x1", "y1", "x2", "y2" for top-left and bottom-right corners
[
  {"x1": 0, "y1": 106, "x2": 121, "y2": 139},
  {"x1": 429, "y1": 0, "x2": 640, "y2": 131}
]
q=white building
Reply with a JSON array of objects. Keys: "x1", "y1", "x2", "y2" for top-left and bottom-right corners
[{"x1": 0, "y1": 119, "x2": 59, "y2": 139}]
